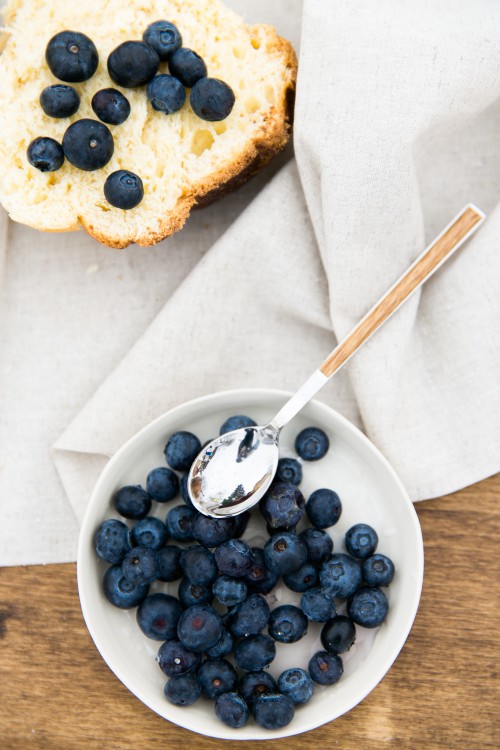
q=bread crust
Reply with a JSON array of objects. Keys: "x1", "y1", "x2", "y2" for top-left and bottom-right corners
[{"x1": 0, "y1": 4, "x2": 297, "y2": 249}]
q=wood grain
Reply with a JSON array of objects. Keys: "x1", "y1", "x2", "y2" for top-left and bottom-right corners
[
  {"x1": 1, "y1": 473, "x2": 499, "y2": 750},
  {"x1": 320, "y1": 205, "x2": 484, "y2": 378}
]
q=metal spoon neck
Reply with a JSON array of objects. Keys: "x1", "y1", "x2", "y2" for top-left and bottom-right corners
[
  {"x1": 268, "y1": 369, "x2": 329, "y2": 432},
  {"x1": 261, "y1": 422, "x2": 281, "y2": 440}
]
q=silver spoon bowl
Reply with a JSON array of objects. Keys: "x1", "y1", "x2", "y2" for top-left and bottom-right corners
[{"x1": 189, "y1": 424, "x2": 279, "y2": 516}]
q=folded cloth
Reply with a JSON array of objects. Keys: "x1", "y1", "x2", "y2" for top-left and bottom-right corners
[{"x1": 2, "y1": 0, "x2": 500, "y2": 566}]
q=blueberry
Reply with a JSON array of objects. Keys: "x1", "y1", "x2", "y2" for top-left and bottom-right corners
[
  {"x1": 345, "y1": 523, "x2": 378, "y2": 559},
  {"x1": 156, "y1": 638, "x2": 201, "y2": 676},
  {"x1": 362, "y1": 553, "x2": 395, "y2": 587},
  {"x1": 232, "y1": 510, "x2": 250, "y2": 538},
  {"x1": 130, "y1": 517, "x2": 168, "y2": 550},
  {"x1": 205, "y1": 627, "x2": 234, "y2": 659},
  {"x1": 295, "y1": 426, "x2": 329, "y2": 461},
  {"x1": 107, "y1": 41, "x2": 159, "y2": 88},
  {"x1": 104, "y1": 170, "x2": 144, "y2": 210},
  {"x1": 156, "y1": 544, "x2": 183, "y2": 582},
  {"x1": 198, "y1": 658, "x2": 238, "y2": 699},
  {"x1": 45, "y1": 30, "x2": 98, "y2": 83},
  {"x1": 283, "y1": 561, "x2": 318, "y2": 592},
  {"x1": 190, "y1": 77, "x2": 235, "y2": 122},
  {"x1": 212, "y1": 575, "x2": 248, "y2": 607},
  {"x1": 91, "y1": 88, "x2": 131, "y2": 125},
  {"x1": 143, "y1": 20, "x2": 182, "y2": 61},
  {"x1": 234, "y1": 634, "x2": 275, "y2": 671},
  {"x1": 214, "y1": 539, "x2": 253, "y2": 577},
  {"x1": 136, "y1": 593, "x2": 183, "y2": 641},
  {"x1": 300, "y1": 587, "x2": 335, "y2": 623},
  {"x1": 228, "y1": 593, "x2": 270, "y2": 637},
  {"x1": 114, "y1": 485, "x2": 152, "y2": 520},
  {"x1": 168, "y1": 47, "x2": 207, "y2": 88},
  {"x1": 192, "y1": 514, "x2": 236, "y2": 548},
  {"x1": 40, "y1": 85, "x2": 80, "y2": 118},
  {"x1": 165, "y1": 504, "x2": 197, "y2": 541},
  {"x1": 278, "y1": 668, "x2": 314, "y2": 705},
  {"x1": 268, "y1": 604, "x2": 308, "y2": 644},
  {"x1": 180, "y1": 545, "x2": 217, "y2": 586},
  {"x1": 308, "y1": 651, "x2": 343, "y2": 685},
  {"x1": 239, "y1": 671, "x2": 277, "y2": 707},
  {"x1": 263, "y1": 531, "x2": 308, "y2": 576},
  {"x1": 147, "y1": 74, "x2": 186, "y2": 114},
  {"x1": 259, "y1": 482, "x2": 305, "y2": 531},
  {"x1": 177, "y1": 604, "x2": 223, "y2": 652},
  {"x1": 178, "y1": 577, "x2": 213, "y2": 607},
  {"x1": 164, "y1": 431, "x2": 202, "y2": 471},
  {"x1": 146, "y1": 467, "x2": 179, "y2": 503},
  {"x1": 320, "y1": 553, "x2": 362, "y2": 598},
  {"x1": 27, "y1": 137, "x2": 64, "y2": 172},
  {"x1": 94, "y1": 518, "x2": 131, "y2": 564},
  {"x1": 320, "y1": 615, "x2": 356, "y2": 653},
  {"x1": 164, "y1": 672, "x2": 201, "y2": 706},
  {"x1": 62, "y1": 119, "x2": 114, "y2": 171},
  {"x1": 103, "y1": 564, "x2": 149, "y2": 608},
  {"x1": 253, "y1": 693, "x2": 295, "y2": 730},
  {"x1": 121, "y1": 545, "x2": 159, "y2": 586},
  {"x1": 348, "y1": 586, "x2": 389, "y2": 628},
  {"x1": 299, "y1": 527, "x2": 334, "y2": 564},
  {"x1": 244, "y1": 547, "x2": 279, "y2": 594},
  {"x1": 179, "y1": 473, "x2": 195, "y2": 508},
  {"x1": 214, "y1": 692, "x2": 249, "y2": 729},
  {"x1": 275, "y1": 457, "x2": 302, "y2": 485},
  {"x1": 219, "y1": 414, "x2": 256, "y2": 435},
  {"x1": 306, "y1": 488, "x2": 342, "y2": 529}
]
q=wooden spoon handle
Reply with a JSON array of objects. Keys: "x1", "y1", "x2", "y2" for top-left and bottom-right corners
[{"x1": 319, "y1": 204, "x2": 485, "y2": 378}]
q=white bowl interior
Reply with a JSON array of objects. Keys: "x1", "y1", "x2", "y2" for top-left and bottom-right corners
[{"x1": 78, "y1": 388, "x2": 423, "y2": 740}]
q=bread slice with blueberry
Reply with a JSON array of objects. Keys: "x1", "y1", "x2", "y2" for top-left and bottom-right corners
[{"x1": 0, "y1": 0, "x2": 297, "y2": 248}]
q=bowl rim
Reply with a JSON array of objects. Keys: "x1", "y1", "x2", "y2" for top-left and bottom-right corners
[{"x1": 77, "y1": 387, "x2": 424, "y2": 740}]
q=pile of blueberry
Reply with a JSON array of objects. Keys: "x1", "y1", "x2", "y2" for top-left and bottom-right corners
[
  {"x1": 94, "y1": 415, "x2": 395, "y2": 731},
  {"x1": 27, "y1": 22, "x2": 236, "y2": 209}
]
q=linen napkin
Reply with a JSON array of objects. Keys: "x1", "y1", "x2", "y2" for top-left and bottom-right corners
[{"x1": 2, "y1": 0, "x2": 500, "y2": 567}]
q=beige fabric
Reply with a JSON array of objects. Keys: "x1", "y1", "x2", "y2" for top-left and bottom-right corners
[{"x1": 1, "y1": 0, "x2": 499, "y2": 566}]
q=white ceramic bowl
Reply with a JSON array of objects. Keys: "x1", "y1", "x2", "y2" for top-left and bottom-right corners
[{"x1": 77, "y1": 388, "x2": 423, "y2": 740}]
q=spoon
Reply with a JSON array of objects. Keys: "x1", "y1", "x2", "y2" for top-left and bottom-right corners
[{"x1": 188, "y1": 204, "x2": 485, "y2": 517}]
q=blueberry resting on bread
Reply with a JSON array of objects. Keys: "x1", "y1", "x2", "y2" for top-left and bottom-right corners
[
  {"x1": 27, "y1": 137, "x2": 65, "y2": 172},
  {"x1": 45, "y1": 30, "x2": 98, "y2": 83},
  {"x1": 104, "y1": 171, "x2": 144, "y2": 210},
  {"x1": 147, "y1": 75, "x2": 186, "y2": 115},
  {"x1": 40, "y1": 84, "x2": 80, "y2": 118},
  {"x1": 107, "y1": 41, "x2": 160, "y2": 88},
  {"x1": 91, "y1": 89, "x2": 131, "y2": 125},
  {"x1": 190, "y1": 78, "x2": 235, "y2": 122},
  {"x1": 143, "y1": 20, "x2": 183, "y2": 61},
  {"x1": 168, "y1": 47, "x2": 207, "y2": 88},
  {"x1": 62, "y1": 119, "x2": 114, "y2": 171}
]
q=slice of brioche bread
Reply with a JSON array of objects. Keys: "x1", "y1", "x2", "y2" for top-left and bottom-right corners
[{"x1": 0, "y1": 0, "x2": 296, "y2": 248}]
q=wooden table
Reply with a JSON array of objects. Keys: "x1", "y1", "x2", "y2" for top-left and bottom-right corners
[{"x1": 1, "y1": 474, "x2": 499, "y2": 750}]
